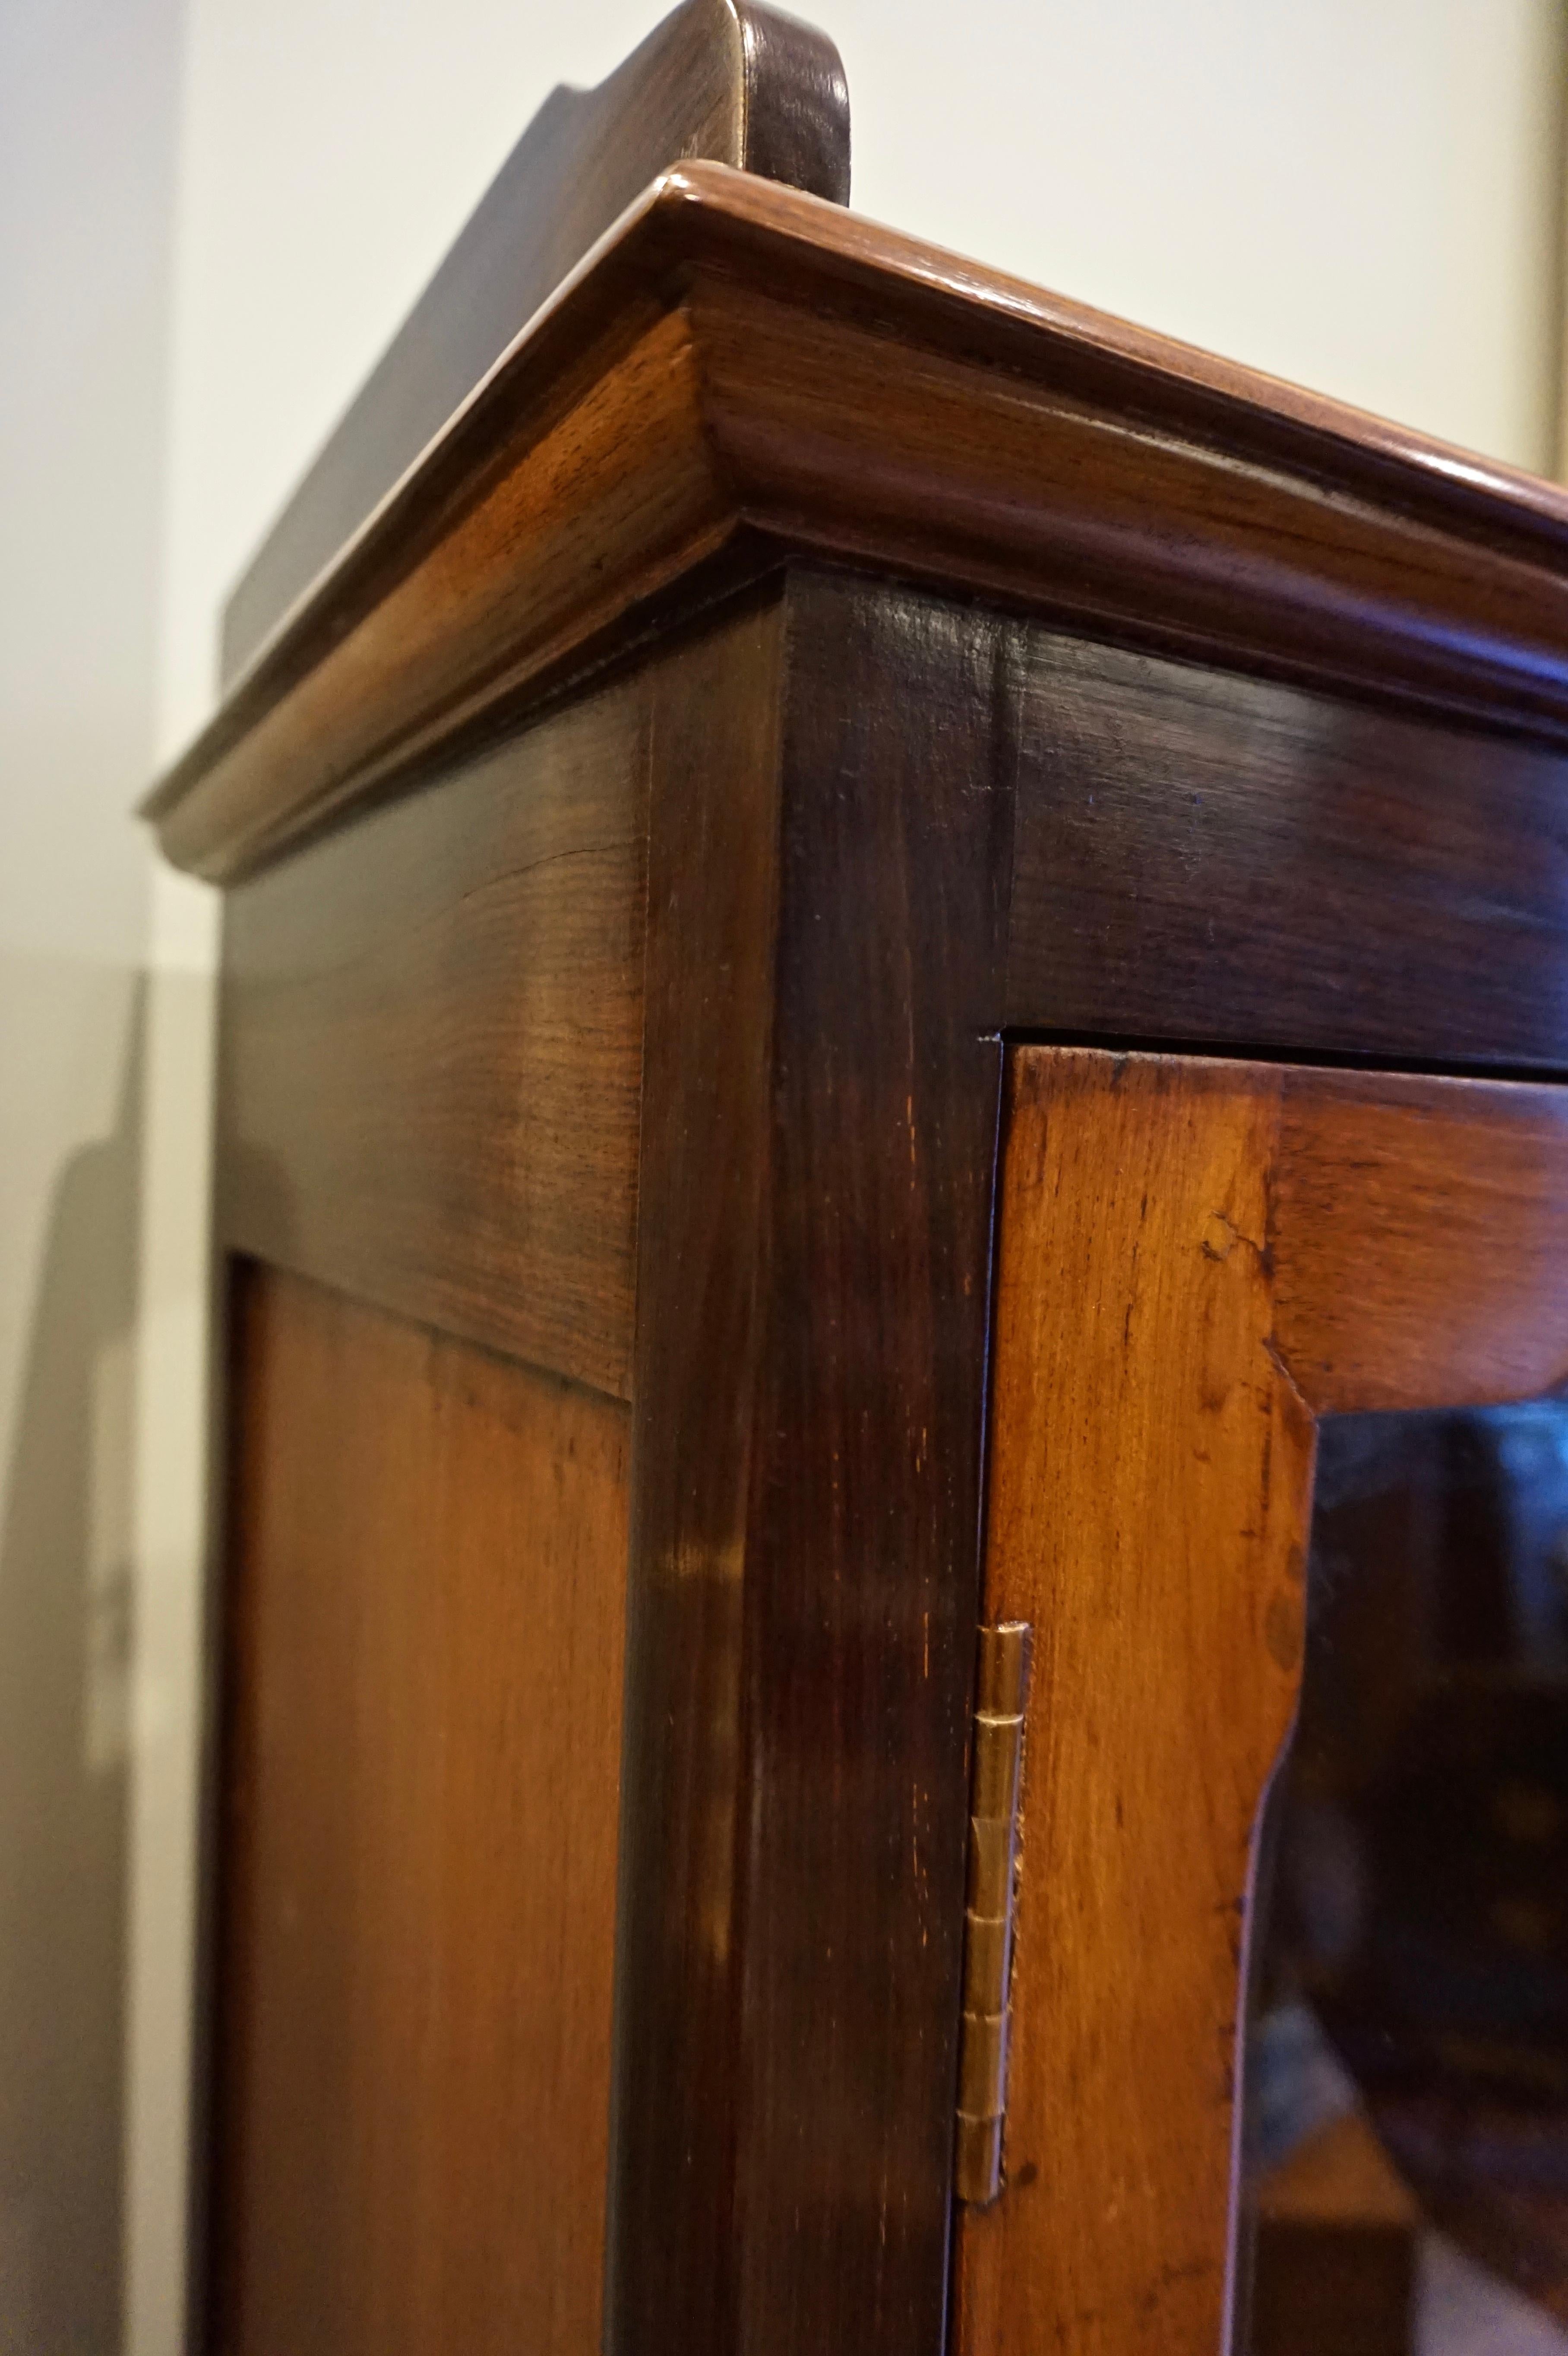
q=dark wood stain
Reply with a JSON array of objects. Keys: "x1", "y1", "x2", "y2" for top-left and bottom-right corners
[
  {"x1": 158, "y1": 301, "x2": 730, "y2": 883},
  {"x1": 610, "y1": 567, "x2": 1017, "y2": 2355},
  {"x1": 221, "y1": 0, "x2": 850, "y2": 684},
  {"x1": 213, "y1": 1264, "x2": 632, "y2": 2356},
  {"x1": 218, "y1": 659, "x2": 651, "y2": 1400},
  {"x1": 610, "y1": 586, "x2": 787, "y2": 2356},
  {"x1": 1005, "y1": 633, "x2": 1568, "y2": 1070},
  {"x1": 141, "y1": 8, "x2": 1568, "y2": 2338},
  {"x1": 145, "y1": 165, "x2": 1568, "y2": 898}
]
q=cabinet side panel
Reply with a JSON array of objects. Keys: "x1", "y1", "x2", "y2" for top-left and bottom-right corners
[
  {"x1": 213, "y1": 1264, "x2": 630, "y2": 2356},
  {"x1": 220, "y1": 663, "x2": 651, "y2": 1402}
]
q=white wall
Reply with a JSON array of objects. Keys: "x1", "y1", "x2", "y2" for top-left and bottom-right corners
[
  {"x1": 844, "y1": 0, "x2": 1567, "y2": 472},
  {"x1": 159, "y1": 0, "x2": 1568, "y2": 727},
  {"x1": 0, "y1": 2, "x2": 1557, "y2": 2350},
  {"x1": 0, "y1": 0, "x2": 185, "y2": 2349}
]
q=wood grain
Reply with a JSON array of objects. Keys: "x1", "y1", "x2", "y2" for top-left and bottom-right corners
[
  {"x1": 168, "y1": 303, "x2": 726, "y2": 882},
  {"x1": 219, "y1": 656, "x2": 652, "y2": 1400},
  {"x1": 955, "y1": 1048, "x2": 1316, "y2": 2356},
  {"x1": 221, "y1": 0, "x2": 850, "y2": 682},
  {"x1": 145, "y1": 162, "x2": 1568, "y2": 890},
  {"x1": 609, "y1": 587, "x2": 785, "y2": 2356},
  {"x1": 610, "y1": 570, "x2": 1017, "y2": 2355},
  {"x1": 1272, "y1": 1068, "x2": 1568, "y2": 1411},
  {"x1": 957, "y1": 1045, "x2": 1568, "y2": 2356},
  {"x1": 692, "y1": 269, "x2": 1568, "y2": 739},
  {"x1": 1005, "y1": 633, "x2": 1568, "y2": 1070},
  {"x1": 211, "y1": 1264, "x2": 631, "y2": 2356}
]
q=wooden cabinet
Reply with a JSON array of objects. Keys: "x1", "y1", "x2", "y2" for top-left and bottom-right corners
[{"x1": 143, "y1": 10, "x2": 1568, "y2": 2351}]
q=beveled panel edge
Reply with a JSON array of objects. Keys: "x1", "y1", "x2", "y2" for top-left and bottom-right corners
[
  {"x1": 143, "y1": 161, "x2": 1568, "y2": 885},
  {"x1": 214, "y1": 1194, "x2": 637, "y2": 1410}
]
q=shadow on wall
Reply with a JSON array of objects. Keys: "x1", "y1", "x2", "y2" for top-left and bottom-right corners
[{"x1": 0, "y1": 978, "x2": 145, "y2": 2355}]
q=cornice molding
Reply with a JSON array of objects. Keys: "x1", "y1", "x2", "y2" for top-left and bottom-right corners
[{"x1": 145, "y1": 162, "x2": 1568, "y2": 882}]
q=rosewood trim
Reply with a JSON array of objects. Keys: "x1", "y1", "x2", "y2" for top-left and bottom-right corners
[
  {"x1": 144, "y1": 166, "x2": 1568, "y2": 886},
  {"x1": 610, "y1": 572, "x2": 1017, "y2": 2355}
]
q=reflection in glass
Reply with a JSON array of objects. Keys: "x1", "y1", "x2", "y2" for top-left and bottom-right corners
[{"x1": 1245, "y1": 1403, "x2": 1568, "y2": 2355}]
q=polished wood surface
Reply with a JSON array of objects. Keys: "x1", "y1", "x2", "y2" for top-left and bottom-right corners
[
  {"x1": 956, "y1": 1048, "x2": 1317, "y2": 2356},
  {"x1": 956, "y1": 1046, "x2": 1568, "y2": 2356},
  {"x1": 157, "y1": 301, "x2": 728, "y2": 883},
  {"x1": 145, "y1": 162, "x2": 1568, "y2": 888},
  {"x1": 221, "y1": 0, "x2": 850, "y2": 683},
  {"x1": 611, "y1": 570, "x2": 1014, "y2": 2354},
  {"x1": 213, "y1": 1265, "x2": 630, "y2": 2356},
  {"x1": 211, "y1": 554, "x2": 1568, "y2": 1094},
  {"x1": 1006, "y1": 633, "x2": 1568, "y2": 1070},
  {"x1": 143, "y1": 14, "x2": 1568, "y2": 2340},
  {"x1": 1273, "y1": 1071, "x2": 1568, "y2": 1410},
  {"x1": 610, "y1": 588, "x2": 784, "y2": 2351},
  {"x1": 218, "y1": 640, "x2": 655, "y2": 1401}
]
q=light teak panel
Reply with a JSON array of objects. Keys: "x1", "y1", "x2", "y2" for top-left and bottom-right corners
[
  {"x1": 956, "y1": 1051, "x2": 1316, "y2": 2356},
  {"x1": 955, "y1": 1046, "x2": 1568, "y2": 2356},
  {"x1": 1271, "y1": 1070, "x2": 1568, "y2": 1411},
  {"x1": 213, "y1": 1266, "x2": 630, "y2": 2356}
]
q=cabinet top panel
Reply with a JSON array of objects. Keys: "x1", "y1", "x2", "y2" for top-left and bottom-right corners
[{"x1": 145, "y1": 159, "x2": 1568, "y2": 884}]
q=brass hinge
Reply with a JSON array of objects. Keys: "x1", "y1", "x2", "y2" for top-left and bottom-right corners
[{"x1": 954, "y1": 1620, "x2": 1033, "y2": 2205}]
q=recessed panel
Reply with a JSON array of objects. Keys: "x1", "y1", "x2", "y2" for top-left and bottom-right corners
[{"x1": 212, "y1": 1264, "x2": 631, "y2": 2356}]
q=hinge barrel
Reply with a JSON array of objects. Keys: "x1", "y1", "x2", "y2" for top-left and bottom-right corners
[{"x1": 954, "y1": 1620, "x2": 1032, "y2": 2204}]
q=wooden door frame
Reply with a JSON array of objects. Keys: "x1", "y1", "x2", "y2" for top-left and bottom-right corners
[{"x1": 955, "y1": 1044, "x2": 1568, "y2": 2356}]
